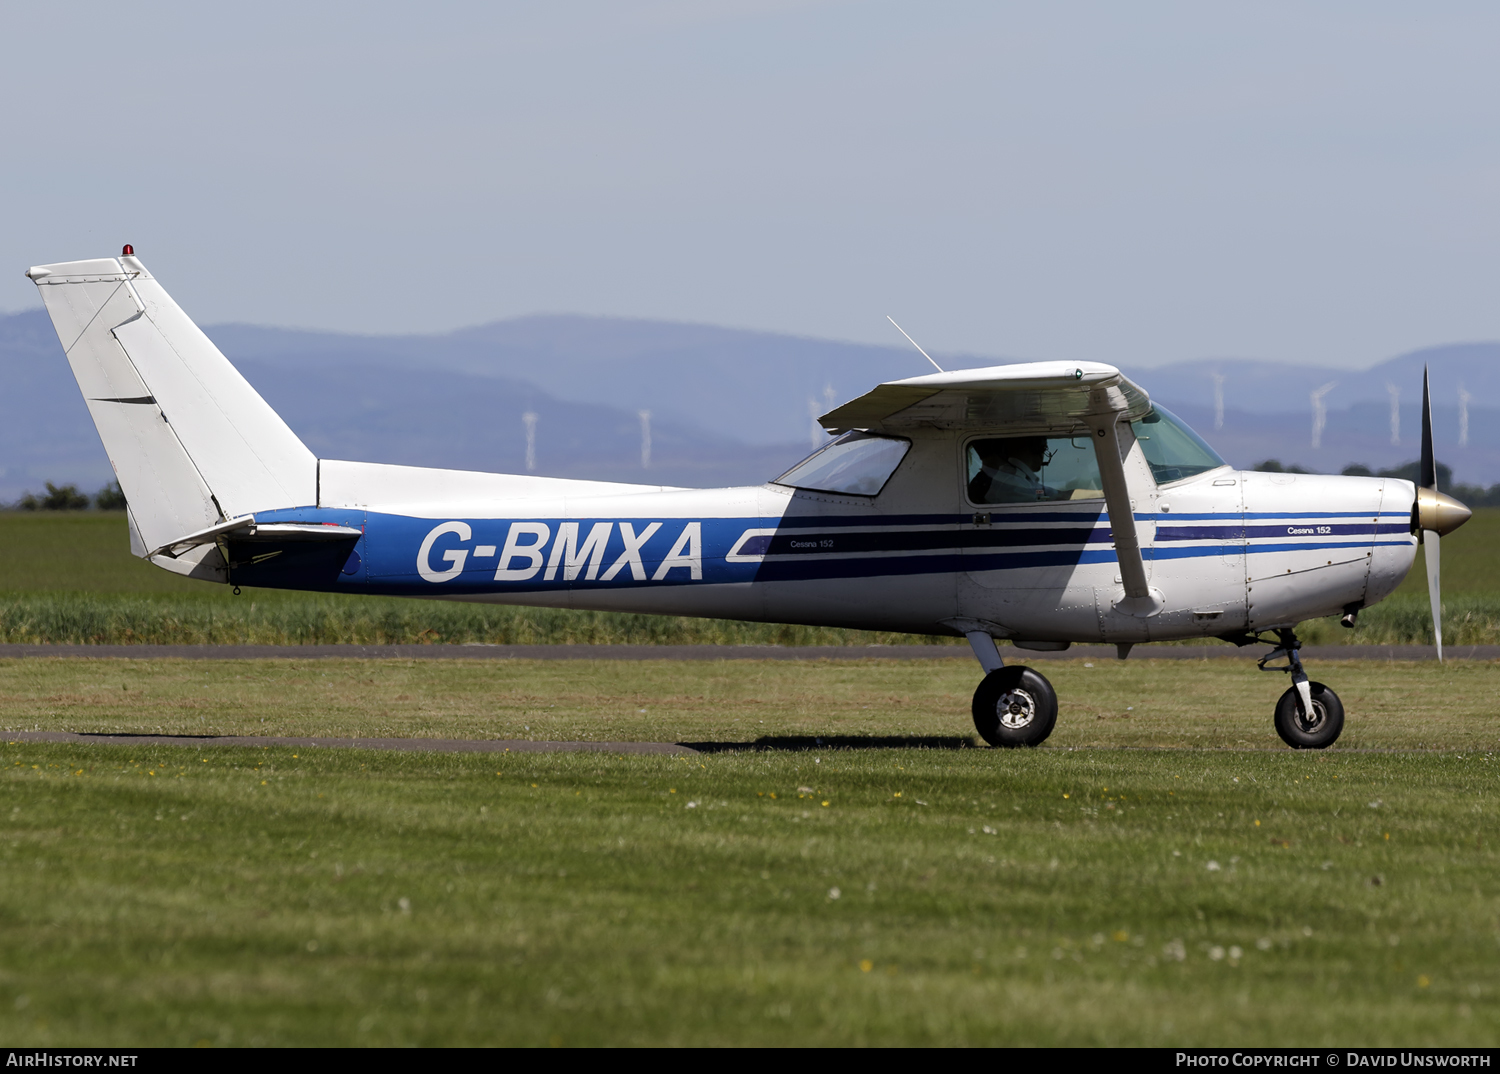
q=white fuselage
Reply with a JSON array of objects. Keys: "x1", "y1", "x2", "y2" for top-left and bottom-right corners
[{"x1": 218, "y1": 430, "x2": 1417, "y2": 644}]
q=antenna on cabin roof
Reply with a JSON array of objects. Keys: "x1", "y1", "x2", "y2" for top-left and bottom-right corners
[{"x1": 886, "y1": 316, "x2": 944, "y2": 374}]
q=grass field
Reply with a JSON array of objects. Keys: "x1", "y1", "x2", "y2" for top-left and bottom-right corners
[
  {"x1": 1, "y1": 657, "x2": 1498, "y2": 1045},
  {"x1": 1, "y1": 510, "x2": 1499, "y2": 646},
  {"x1": 2, "y1": 513, "x2": 1498, "y2": 1044},
  {"x1": 1, "y1": 655, "x2": 1498, "y2": 749}
]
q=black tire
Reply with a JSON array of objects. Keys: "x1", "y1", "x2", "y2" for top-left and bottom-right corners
[
  {"x1": 972, "y1": 666, "x2": 1058, "y2": 747},
  {"x1": 1273, "y1": 682, "x2": 1344, "y2": 749}
]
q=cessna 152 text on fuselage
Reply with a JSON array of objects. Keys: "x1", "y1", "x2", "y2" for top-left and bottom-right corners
[{"x1": 26, "y1": 250, "x2": 1472, "y2": 749}]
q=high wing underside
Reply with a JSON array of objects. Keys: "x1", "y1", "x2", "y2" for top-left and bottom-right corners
[{"x1": 819, "y1": 361, "x2": 1151, "y2": 435}]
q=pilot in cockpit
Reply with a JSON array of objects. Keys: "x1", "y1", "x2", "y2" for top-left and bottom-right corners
[{"x1": 967, "y1": 436, "x2": 1054, "y2": 504}]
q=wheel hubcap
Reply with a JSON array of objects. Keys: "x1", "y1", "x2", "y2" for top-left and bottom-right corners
[
  {"x1": 1296, "y1": 698, "x2": 1327, "y2": 734},
  {"x1": 995, "y1": 688, "x2": 1036, "y2": 729}
]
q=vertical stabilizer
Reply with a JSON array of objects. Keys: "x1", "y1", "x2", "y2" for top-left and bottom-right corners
[{"x1": 27, "y1": 254, "x2": 317, "y2": 555}]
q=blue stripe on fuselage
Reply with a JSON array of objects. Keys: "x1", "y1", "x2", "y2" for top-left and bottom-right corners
[
  {"x1": 1158, "y1": 523, "x2": 1410, "y2": 541},
  {"x1": 242, "y1": 507, "x2": 1412, "y2": 595}
]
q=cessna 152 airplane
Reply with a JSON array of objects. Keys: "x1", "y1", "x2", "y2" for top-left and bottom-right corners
[{"x1": 26, "y1": 249, "x2": 1473, "y2": 749}]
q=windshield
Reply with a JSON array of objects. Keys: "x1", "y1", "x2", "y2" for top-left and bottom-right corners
[
  {"x1": 1130, "y1": 404, "x2": 1226, "y2": 484},
  {"x1": 774, "y1": 432, "x2": 911, "y2": 496},
  {"x1": 966, "y1": 435, "x2": 1104, "y2": 505}
]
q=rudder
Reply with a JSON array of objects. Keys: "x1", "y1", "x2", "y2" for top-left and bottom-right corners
[{"x1": 27, "y1": 253, "x2": 316, "y2": 558}]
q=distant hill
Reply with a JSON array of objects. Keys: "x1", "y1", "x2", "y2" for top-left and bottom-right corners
[
  {"x1": 1158, "y1": 400, "x2": 1500, "y2": 483},
  {"x1": 0, "y1": 310, "x2": 816, "y2": 501},
  {"x1": 0, "y1": 309, "x2": 114, "y2": 502},
  {"x1": 1128, "y1": 342, "x2": 1500, "y2": 422},
  {"x1": 204, "y1": 316, "x2": 1500, "y2": 474},
  {"x1": 1128, "y1": 342, "x2": 1500, "y2": 478},
  {"x1": 204, "y1": 315, "x2": 941, "y2": 449},
  {"x1": 245, "y1": 361, "x2": 809, "y2": 488},
  {"x1": 4, "y1": 307, "x2": 1500, "y2": 502}
]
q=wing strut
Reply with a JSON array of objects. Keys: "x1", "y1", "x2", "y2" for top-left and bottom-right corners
[{"x1": 1087, "y1": 410, "x2": 1163, "y2": 618}]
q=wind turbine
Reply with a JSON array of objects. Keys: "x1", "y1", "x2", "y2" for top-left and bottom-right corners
[
  {"x1": 1310, "y1": 382, "x2": 1336, "y2": 449},
  {"x1": 522, "y1": 412, "x2": 539, "y2": 472}
]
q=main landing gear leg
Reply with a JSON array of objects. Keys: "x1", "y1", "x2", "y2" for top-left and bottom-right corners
[
  {"x1": 966, "y1": 631, "x2": 1058, "y2": 748},
  {"x1": 1258, "y1": 627, "x2": 1344, "y2": 749}
]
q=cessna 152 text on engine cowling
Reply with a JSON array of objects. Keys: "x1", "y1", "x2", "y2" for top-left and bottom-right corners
[{"x1": 26, "y1": 250, "x2": 1473, "y2": 749}]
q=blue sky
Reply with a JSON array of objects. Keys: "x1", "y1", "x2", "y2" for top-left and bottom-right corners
[{"x1": 3, "y1": 1, "x2": 1498, "y2": 368}]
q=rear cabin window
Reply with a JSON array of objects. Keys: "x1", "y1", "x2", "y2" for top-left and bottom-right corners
[
  {"x1": 966, "y1": 435, "x2": 1104, "y2": 505},
  {"x1": 774, "y1": 431, "x2": 911, "y2": 497},
  {"x1": 1130, "y1": 405, "x2": 1226, "y2": 484}
]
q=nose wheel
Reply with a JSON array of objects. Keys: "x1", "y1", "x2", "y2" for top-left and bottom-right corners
[
  {"x1": 1259, "y1": 628, "x2": 1344, "y2": 749},
  {"x1": 972, "y1": 666, "x2": 1058, "y2": 747},
  {"x1": 1273, "y1": 681, "x2": 1344, "y2": 749}
]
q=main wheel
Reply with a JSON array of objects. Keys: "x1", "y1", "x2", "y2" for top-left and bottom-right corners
[
  {"x1": 1273, "y1": 682, "x2": 1344, "y2": 749},
  {"x1": 972, "y1": 666, "x2": 1058, "y2": 747}
]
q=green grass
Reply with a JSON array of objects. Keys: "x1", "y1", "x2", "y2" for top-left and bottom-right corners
[
  {"x1": 0, "y1": 591, "x2": 957, "y2": 647},
  {"x1": 2, "y1": 655, "x2": 1499, "y2": 750},
  {"x1": 1, "y1": 740, "x2": 1496, "y2": 1046},
  {"x1": 2, "y1": 656, "x2": 1498, "y2": 1045},
  {"x1": 2, "y1": 589, "x2": 1496, "y2": 647},
  {"x1": 1300, "y1": 593, "x2": 1500, "y2": 646},
  {"x1": 0, "y1": 512, "x2": 206, "y2": 594},
  {"x1": 3, "y1": 506, "x2": 1496, "y2": 1045},
  {"x1": 1, "y1": 509, "x2": 1498, "y2": 646}
]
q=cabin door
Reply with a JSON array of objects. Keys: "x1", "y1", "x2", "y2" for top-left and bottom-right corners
[{"x1": 959, "y1": 432, "x2": 1111, "y2": 639}]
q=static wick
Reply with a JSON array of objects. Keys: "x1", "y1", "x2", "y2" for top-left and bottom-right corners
[{"x1": 886, "y1": 316, "x2": 944, "y2": 373}]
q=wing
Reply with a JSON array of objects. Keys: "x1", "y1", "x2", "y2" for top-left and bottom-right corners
[{"x1": 818, "y1": 361, "x2": 1150, "y2": 435}]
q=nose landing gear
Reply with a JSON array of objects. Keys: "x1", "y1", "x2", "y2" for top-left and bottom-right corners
[{"x1": 1258, "y1": 628, "x2": 1344, "y2": 749}]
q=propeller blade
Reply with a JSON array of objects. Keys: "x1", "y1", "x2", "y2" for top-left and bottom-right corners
[
  {"x1": 1424, "y1": 528, "x2": 1442, "y2": 662},
  {"x1": 1420, "y1": 364, "x2": 1436, "y2": 491},
  {"x1": 1419, "y1": 364, "x2": 1443, "y2": 660}
]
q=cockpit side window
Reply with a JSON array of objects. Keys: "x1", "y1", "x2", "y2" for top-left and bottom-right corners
[
  {"x1": 1130, "y1": 404, "x2": 1227, "y2": 485},
  {"x1": 774, "y1": 431, "x2": 911, "y2": 497},
  {"x1": 966, "y1": 435, "x2": 1104, "y2": 505}
]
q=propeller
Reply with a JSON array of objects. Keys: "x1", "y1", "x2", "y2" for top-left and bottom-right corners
[{"x1": 1415, "y1": 365, "x2": 1473, "y2": 661}]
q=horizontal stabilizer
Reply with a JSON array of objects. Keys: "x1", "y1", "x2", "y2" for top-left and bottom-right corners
[
  {"x1": 151, "y1": 514, "x2": 257, "y2": 558},
  {"x1": 151, "y1": 515, "x2": 364, "y2": 558}
]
